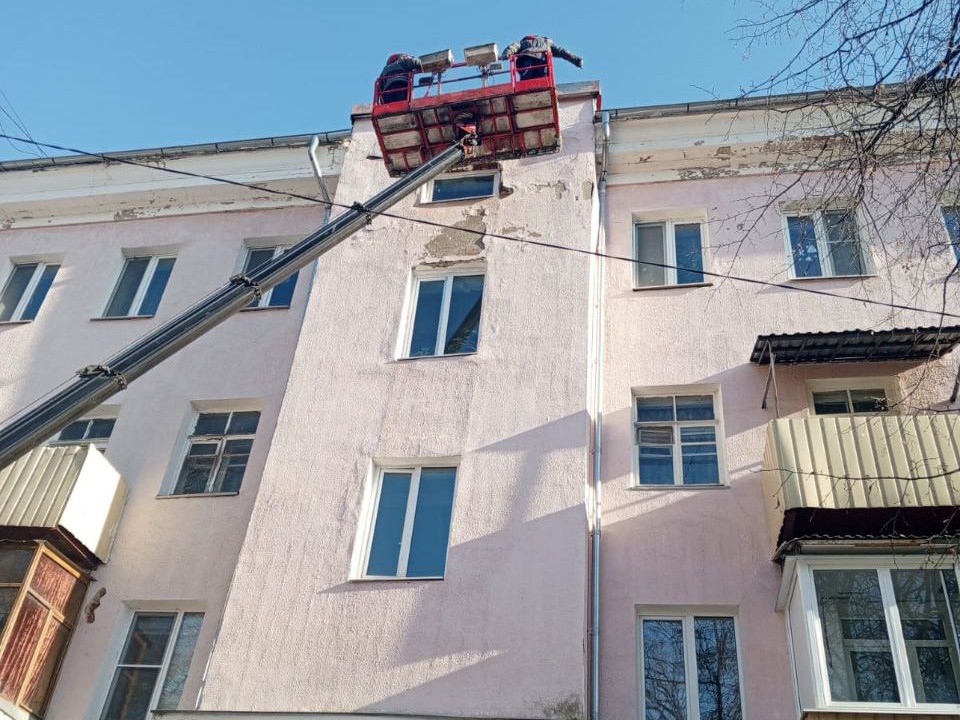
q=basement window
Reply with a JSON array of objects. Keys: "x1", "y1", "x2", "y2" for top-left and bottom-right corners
[{"x1": 422, "y1": 171, "x2": 499, "y2": 203}]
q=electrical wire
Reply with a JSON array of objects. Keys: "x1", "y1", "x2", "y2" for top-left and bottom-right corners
[{"x1": 2, "y1": 132, "x2": 959, "y2": 321}]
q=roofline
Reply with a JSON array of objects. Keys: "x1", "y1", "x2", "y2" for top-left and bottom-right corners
[
  {"x1": 604, "y1": 81, "x2": 920, "y2": 121},
  {"x1": 0, "y1": 129, "x2": 351, "y2": 172}
]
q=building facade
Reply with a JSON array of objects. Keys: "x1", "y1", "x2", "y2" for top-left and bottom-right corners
[{"x1": 0, "y1": 72, "x2": 959, "y2": 720}]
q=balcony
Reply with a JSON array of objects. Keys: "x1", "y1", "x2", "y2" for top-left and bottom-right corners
[
  {"x1": 761, "y1": 414, "x2": 960, "y2": 550},
  {"x1": 0, "y1": 444, "x2": 127, "y2": 565}
]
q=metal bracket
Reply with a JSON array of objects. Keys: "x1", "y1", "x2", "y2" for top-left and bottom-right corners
[
  {"x1": 350, "y1": 202, "x2": 374, "y2": 225},
  {"x1": 77, "y1": 364, "x2": 128, "y2": 390},
  {"x1": 759, "y1": 341, "x2": 781, "y2": 417},
  {"x1": 229, "y1": 273, "x2": 263, "y2": 300}
]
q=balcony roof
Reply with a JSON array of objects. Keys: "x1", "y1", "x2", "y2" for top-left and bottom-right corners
[{"x1": 750, "y1": 325, "x2": 960, "y2": 365}]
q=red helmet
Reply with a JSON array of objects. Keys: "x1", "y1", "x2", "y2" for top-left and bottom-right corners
[
  {"x1": 524, "y1": 35, "x2": 539, "y2": 40},
  {"x1": 387, "y1": 53, "x2": 402, "y2": 62}
]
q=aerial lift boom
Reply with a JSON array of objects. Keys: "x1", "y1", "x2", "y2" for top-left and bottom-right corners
[{"x1": 0, "y1": 136, "x2": 475, "y2": 469}]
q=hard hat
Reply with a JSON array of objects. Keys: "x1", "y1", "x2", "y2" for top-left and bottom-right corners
[{"x1": 387, "y1": 53, "x2": 402, "y2": 62}]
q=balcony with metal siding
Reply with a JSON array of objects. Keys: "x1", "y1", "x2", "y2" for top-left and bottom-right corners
[
  {"x1": 761, "y1": 414, "x2": 960, "y2": 551},
  {"x1": 0, "y1": 445, "x2": 126, "y2": 566}
]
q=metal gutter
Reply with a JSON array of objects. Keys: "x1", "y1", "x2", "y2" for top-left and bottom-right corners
[{"x1": 0, "y1": 129, "x2": 351, "y2": 172}]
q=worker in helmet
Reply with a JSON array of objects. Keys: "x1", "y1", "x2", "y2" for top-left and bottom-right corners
[
  {"x1": 501, "y1": 35, "x2": 583, "y2": 81},
  {"x1": 378, "y1": 53, "x2": 423, "y2": 104}
]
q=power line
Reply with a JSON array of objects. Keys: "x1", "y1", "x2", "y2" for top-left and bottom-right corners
[{"x1": 1, "y1": 132, "x2": 959, "y2": 321}]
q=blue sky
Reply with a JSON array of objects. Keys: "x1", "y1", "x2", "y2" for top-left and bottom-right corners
[{"x1": 0, "y1": 1, "x2": 796, "y2": 159}]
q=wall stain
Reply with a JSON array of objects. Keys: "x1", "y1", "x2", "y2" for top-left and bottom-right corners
[
  {"x1": 531, "y1": 180, "x2": 567, "y2": 200},
  {"x1": 502, "y1": 225, "x2": 543, "y2": 239},
  {"x1": 543, "y1": 695, "x2": 582, "y2": 720},
  {"x1": 425, "y1": 211, "x2": 486, "y2": 258}
]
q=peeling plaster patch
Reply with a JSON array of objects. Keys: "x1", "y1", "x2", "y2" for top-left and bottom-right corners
[
  {"x1": 499, "y1": 184, "x2": 515, "y2": 198},
  {"x1": 424, "y1": 212, "x2": 486, "y2": 258},
  {"x1": 501, "y1": 225, "x2": 542, "y2": 238},
  {"x1": 716, "y1": 145, "x2": 733, "y2": 157},
  {"x1": 543, "y1": 695, "x2": 582, "y2": 720},
  {"x1": 112, "y1": 208, "x2": 144, "y2": 222},
  {"x1": 677, "y1": 166, "x2": 741, "y2": 180},
  {"x1": 531, "y1": 180, "x2": 567, "y2": 200},
  {"x1": 581, "y1": 180, "x2": 594, "y2": 201}
]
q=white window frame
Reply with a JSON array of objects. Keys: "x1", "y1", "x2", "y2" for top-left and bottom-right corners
[
  {"x1": 400, "y1": 266, "x2": 485, "y2": 359},
  {"x1": 781, "y1": 206, "x2": 873, "y2": 280},
  {"x1": 0, "y1": 260, "x2": 60, "y2": 323},
  {"x1": 104, "y1": 252, "x2": 176, "y2": 318},
  {"x1": 786, "y1": 556, "x2": 960, "y2": 714},
  {"x1": 632, "y1": 218, "x2": 709, "y2": 289},
  {"x1": 806, "y1": 377, "x2": 901, "y2": 416},
  {"x1": 631, "y1": 384, "x2": 727, "y2": 488},
  {"x1": 238, "y1": 243, "x2": 296, "y2": 309},
  {"x1": 99, "y1": 607, "x2": 204, "y2": 719},
  {"x1": 635, "y1": 607, "x2": 746, "y2": 720},
  {"x1": 48, "y1": 413, "x2": 118, "y2": 451},
  {"x1": 420, "y1": 170, "x2": 500, "y2": 204},
  {"x1": 163, "y1": 404, "x2": 262, "y2": 497},
  {"x1": 356, "y1": 463, "x2": 458, "y2": 580}
]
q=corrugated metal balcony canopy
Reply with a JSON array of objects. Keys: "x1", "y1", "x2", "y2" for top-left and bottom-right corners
[{"x1": 750, "y1": 325, "x2": 960, "y2": 365}]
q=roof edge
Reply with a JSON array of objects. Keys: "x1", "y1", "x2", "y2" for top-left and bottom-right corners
[{"x1": 0, "y1": 129, "x2": 352, "y2": 173}]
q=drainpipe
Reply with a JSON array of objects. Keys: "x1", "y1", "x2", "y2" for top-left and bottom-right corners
[
  {"x1": 309, "y1": 134, "x2": 334, "y2": 222},
  {"x1": 589, "y1": 110, "x2": 610, "y2": 720}
]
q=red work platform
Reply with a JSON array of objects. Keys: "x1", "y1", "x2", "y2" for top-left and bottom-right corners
[{"x1": 372, "y1": 55, "x2": 561, "y2": 176}]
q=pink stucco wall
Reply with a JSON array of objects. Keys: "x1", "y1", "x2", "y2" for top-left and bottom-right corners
[
  {"x1": 198, "y1": 91, "x2": 601, "y2": 718},
  {"x1": 599, "y1": 163, "x2": 959, "y2": 720}
]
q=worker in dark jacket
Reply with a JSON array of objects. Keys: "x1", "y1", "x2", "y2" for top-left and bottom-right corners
[
  {"x1": 501, "y1": 35, "x2": 583, "y2": 81},
  {"x1": 378, "y1": 53, "x2": 423, "y2": 104}
]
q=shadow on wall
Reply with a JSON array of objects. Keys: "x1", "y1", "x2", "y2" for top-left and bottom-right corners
[{"x1": 311, "y1": 412, "x2": 592, "y2": 718}]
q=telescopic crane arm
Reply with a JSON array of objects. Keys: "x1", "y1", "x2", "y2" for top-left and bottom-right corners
[{"x1": 0, "y1": 135, "x2": 476, "y2": 469}]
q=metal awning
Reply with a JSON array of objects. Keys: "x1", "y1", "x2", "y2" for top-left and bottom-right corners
[
  {"x1": 750, "y1": 325, "x2": 960, "y2": 365},
  {"x1": 750, "y1": 326, "x2": 960, "y2": 415}
]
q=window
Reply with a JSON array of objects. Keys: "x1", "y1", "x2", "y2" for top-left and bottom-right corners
[
  {"x1": 361, "y1": 465, "x2": 457, "y2": 579},
  {"x1": 0, "y1": 543, "x2": 86, "y2": 718},
  {"x1": 241, "y1": 246, "x2": 298, "y2": 309},
  {"x1": 423, "y1": 171, "x2": 498, "y2": 203},
  {"x1": 638, "y1": 611, "x2": 744, "y2": 720},
  {"x1": 634, "y1": 221, "x2": 705, "y2": 288},
  {"x1": 172, "y1": 410, "x2": 260, "y2": 495},
  {"x1": 104, "y1": 254, "x2": 176, "y2": 318},
  {"x1": 100, "y1": 611, "x2": 203, "y2": 719},
  {"x1": 405, "y1": 271, "x2": 484, "y2": 357},
  {"x1": 49, "y1": 417, "x2": 116, "y2": 451},
  {"x1": 0, "y1": 261, "x2": 60, "y2": 322},
  {"x1": 784, "y1": 208, "x2": 871, "y2": 278},
  {"x1": 634, "y1": 391, "x2": 722, "y2": 486},
  {"x1": 812, "y1": 388, "x2": 888, "y2": 415},
  {"x1": 798, "y1": 564, "x2": 960, "y2": 709},
  {"x1": 942, "y1": 206, "x2": 960, "y2": 260}
]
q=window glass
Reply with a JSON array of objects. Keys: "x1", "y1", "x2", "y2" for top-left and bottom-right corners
[
  {"x1": 366, "y1": 472, "x2": 411, "y2": 577},
  {"x1": 243, "y1": 247, "x2": 297, "y2": 308},
  {"x1": 409, "y1": 280, "x2": 445, "y2": 357},
  {"x1": 138, "y1": 257, "x2": 175, "y2": 316},
  {"x1": 636, "y1": 393, "x2": 721, "y2": 486},
  {"x1": 942, "y1": 206, "x2": 960, "y2": 260},
  {"x1": 787, "y1": 215, "x2": 823, "y2": 278},
  {"x1": 406, "y1": 467, "x2": 456, "y2": 577},
  {"x1": 407, "y1": 274, "x2": 484, "y2": 358},
  {"x1": 20, "y1": 264, "x2": 59, "y2": 322},
  {"x1": 814, "y1": 569, "x2": 899, "y2": 703},
  {"x1": 443, "y1": 275, "x2": 483, "y2": 354},
  {"x1": 365, "y1": 466, "x2": 457, "y2": 579},
  {"x1": 104, "y1": 258, "x2": 149, "y2": 318},
  {"x1": 0, "y1": 263, "x2": 59, "y2": 323},
  {"x1": 173, "y1": 410, "x2": 260, "y2": 495},
  {"x1": 674, "y1": 224, "x2": 705, "y2": 284},
  {"x1": 694, "y1": 617, "x2": 743, "y2": 720},
  {"x1": 813, "y1": 390, "x2": 851, "y2": 415},
  {"x1": 849, "y1": 389, "x2": 888, "y2": 413},
  {"x1": 824, "y1": 210, "x2": 865, "y2": 276},
  {"x1": 813, "y1": 388, "x2": 889, "y2": 415},
  {"x1": 642, "y1": 619, "x2": 687, "y2": 720},
  {"x1": 0, "y1": 264, "x2": 37, "y2": 322},
  {"x1": 635, "y1": 223, "x2": 667, "y2": 287},
  {"x1": 431, "y1": 174, "x2": 496, "y2": 202},
  {"x1": 156, "y1": 613, "x2": 203, "y2": 710},
  {"x1": 54, "y1": 418, "x2": 116, "y2": 446},
  {"x1": 891, "y1": 570, "x2": 960, "y2": 703}
]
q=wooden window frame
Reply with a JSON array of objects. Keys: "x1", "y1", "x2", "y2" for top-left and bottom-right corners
[
  {"x1": 168, "y1": 410, "x2": 260, "y2": 496},
  {"x1": 0, "y1": 543, "x2": 86, "y2": 718}
]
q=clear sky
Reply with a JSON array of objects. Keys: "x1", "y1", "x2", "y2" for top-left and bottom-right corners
[{"x1": 0, "y1": 0, "x2": 796, "y2": 160}]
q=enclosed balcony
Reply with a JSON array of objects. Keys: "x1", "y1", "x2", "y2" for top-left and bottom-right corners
[
  {"x1": 762, "y1": 414, "x2": 960, "y2": 550},
  {"x1": 0, "y1": 444, "x2": 126, "y2": 566}
]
